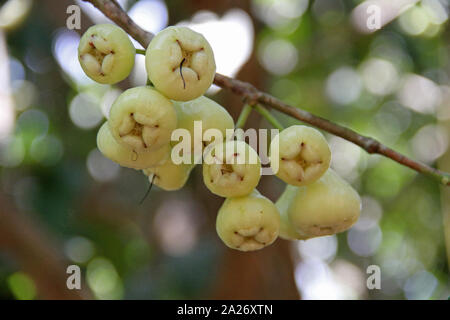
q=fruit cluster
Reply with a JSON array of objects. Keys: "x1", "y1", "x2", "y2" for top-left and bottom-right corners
[{"x1": 79, "y1": 24, "x2": 361, "y2": 252}]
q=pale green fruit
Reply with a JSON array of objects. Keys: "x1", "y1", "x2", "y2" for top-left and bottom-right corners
[
  {"x1": 145, "y1": 26, "x2": 216, "y2": 101},
  {"x1": 108, "y1": 86, "x2": 177, "y2": 152},
  {"x1": 172, "y1": 96, "x2": 234, "y2": 159},
  {"x1": 203, "y1": 140, "x2": 261, "y2": 198},
  {"x1": 216, "y1": 190, "x2": 280, "y2": 251},
  {"x1": 270, "y1": 125, "x2": 331, "y2": 186},
  {"x1": 78, "y1": 24, "x2": 135, "y2": 84},
  {"x1": 142, "y1": 159, "x2": 195, "y2": 191},
  {"x1": 275, "y1": 185, "x2": 307, "y2": 240},
  {"x1": 288, "y1": 169, "x2": 361, "y2": 239},
  {"x1": 97, "y1": 122, "x2": 169, "y2": 169}
]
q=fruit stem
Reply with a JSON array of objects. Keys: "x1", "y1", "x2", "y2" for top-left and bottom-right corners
[
  {"x1": 235, "y1": 104, "x2": 253, "y2": 129},
  {"x1": 253, "y1": 105, "x2": 284, "y2": 131},
  {"x1": 135, "y1": 48, "x2": 146, "y2": 55},
  {"x1": 139, "y1": 174, "x2": 155, "y2": 205}
]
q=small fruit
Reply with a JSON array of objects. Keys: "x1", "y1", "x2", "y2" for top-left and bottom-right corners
[
  {"x1": 78, "y1": 24, "x2": 135, "y2": 84},
  {"x1": 203, "y1": 140, "x2": 261, "y2": 198},
  {"x1": 142, "y1": 159, "x2": 195, "y2": 191},
  {"x1": 97, "y1": 122, "x2": 169, "y2": 169},
  {"x1": 216, "y1": 190, "x2": 280, "y2": 251},
  {"x1": 287, "y1": 169, "x2": 361, "y2": 239},
  {"x1": 172, "y1": 96, "x2": 234, "y2": 158},
  {"x1": 108, "y1": 86, "x2": 177, "y2": 152},
  {"x1": 145, "y1": 26, "x2": 216, "y2": 101},
  {"x1": 275, "y1": 185, "x2": 307, "y2": 240},
  {"x1": 270, "y1": 125, "x2": 331, "y2": 186}
]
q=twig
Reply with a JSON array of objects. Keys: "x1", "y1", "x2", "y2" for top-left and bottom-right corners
[
  {"x1": 85, "y1": 0, "x2": 153, "y2": 46},
  {"x1": 254, "y1": 104, "x2": 284, "y2": 131},
  {"x1": 139, "y1": 174, "x2": 155, "y2": 205},
  {"x1": 135, "y1": 48, "x2": 145, "y2": 55},
  {"x1": 82, "y1": 0, "x2": 450, "y2": 186},
  {"x1": 235, "y1": 104, "x2": 253, "y2": 129}
]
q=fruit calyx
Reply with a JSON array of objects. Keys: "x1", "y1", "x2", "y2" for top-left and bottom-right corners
[
  {"x1": 79, "y1": 33, "x2": 115, "y2": 77},
  {"x1": 281, "y1": 141, "x2": 324, "y2": 182},
  {"x1": 118, "y1": 112, "x2": 160, "y2": 151}
]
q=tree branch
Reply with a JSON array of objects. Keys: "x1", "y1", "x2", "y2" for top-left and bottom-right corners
[
  {"x1": 82, "y1": 0, "x2": 450, "y2": 186},
  {"x1": 83, "y1": 0, "x2": 153, "y2": 46}
]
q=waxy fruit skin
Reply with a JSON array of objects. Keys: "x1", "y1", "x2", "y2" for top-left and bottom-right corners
[
  {"x1": 286, "y1": 169, "x2": 361, "y2": 239},
  {"x1": 143, "y1": 159, "x2": 195, "y2": 191},
  {"x1": 270, "y1": 125, "x2": 331, "y2": 187},
  {"x1": 216, "y1": 190, "x2": 280, "y2": 251},
  {"x1": 108, "y1": 86, "x2": 177, "y2": 153},
  {"x1": 78, "y1": 24, "x2": 135, "y2": 84},
  {"x1": 275, "y1": 184, "x2": 307, "y2": 240},
  {"x1": 203, "y1": 140, "x2": 261, "y2": 198},
  {"x1": 97, "y1": 122, "x2": 169, "y2": 169},
  {"x1": 172, "y1": 95, "x2": 234, "y2": 159},
  {"x1": 146, "y1": 26, "x2": 216, "y2": 101}
]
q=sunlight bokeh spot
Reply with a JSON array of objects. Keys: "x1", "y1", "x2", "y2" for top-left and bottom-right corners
[
  {"x1": 7, "y1": 272, "x2": 36, "y2": 300},
  {"x1": 154, "y1": 199, "x2": 200, "y2": 257},
  {"x1": 403, "y1": 270, "x2": 438, "y2": 300},
  {"x1": 12, "y1": 80, "x2": 36, "y2": 111},
  {"x1": 87, "y1": 149, "x2": 120, "y2": 182},
  {"x1": 411, "y1": 124, "x2": 448, "y2": 164},
  {"x1": 30, "y1": 134, "x2": 64, "y2": 166},
  {"x1": 0, "y1": 136, "x2": 25, "y2": 167},
  {"x1": 128, "y1": 0, "x2": 168, "y2": 34},
  {"x1": 347, "y1": 225, "x2": 382, "y2": 257},
  {"x1": 353, "y1": 196, "x2": 383, "y2": 231},
  {"x1": 52, "y1": 29, "x2": 94, "y2": 86},
  {"x1": 69, "y1": 93, "x2": 103, "y2": 129},
  {"x1": 87, "y1": 257, "x2": 124, "y2": 300},
  {"x1": 252, "y1": 0, "x2": 309, "y2": 28},
  {"x1": 258, "y1": 38, "x2": 298, "y2": 76},
  {"x1": 398, "y1": 74, "x2": 442, "y2": 114},
  {"x1": 65, "y1": 236, "x2": 96, "y2": 264},
  {"x1": 297, "y1": 235, "x2": 337, "y2": 263},
  {"x1": 398, "y1": 5, "x2": 430, "y2": 36},
  {"x1": 360, "y1": 58, "x2": 399, "y2": 96},
  {"x1": 17, "y1": 109, "x2": 49, "y2": 137},
  {"x1": 326, "y1": 67, "x2": 362, "y2": 105}
]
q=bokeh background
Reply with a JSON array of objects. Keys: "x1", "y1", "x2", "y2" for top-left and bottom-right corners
[{"x1": 0, "y1": 0, "x2": 449, "y2": 300}]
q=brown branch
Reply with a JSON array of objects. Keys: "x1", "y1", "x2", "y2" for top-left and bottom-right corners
[
  {"x1": 82, "y1": 0, "x2": 450, "y2": 186},
  {"x1": 83, "y1": 0, "x2": 153, "y2": 46}
]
